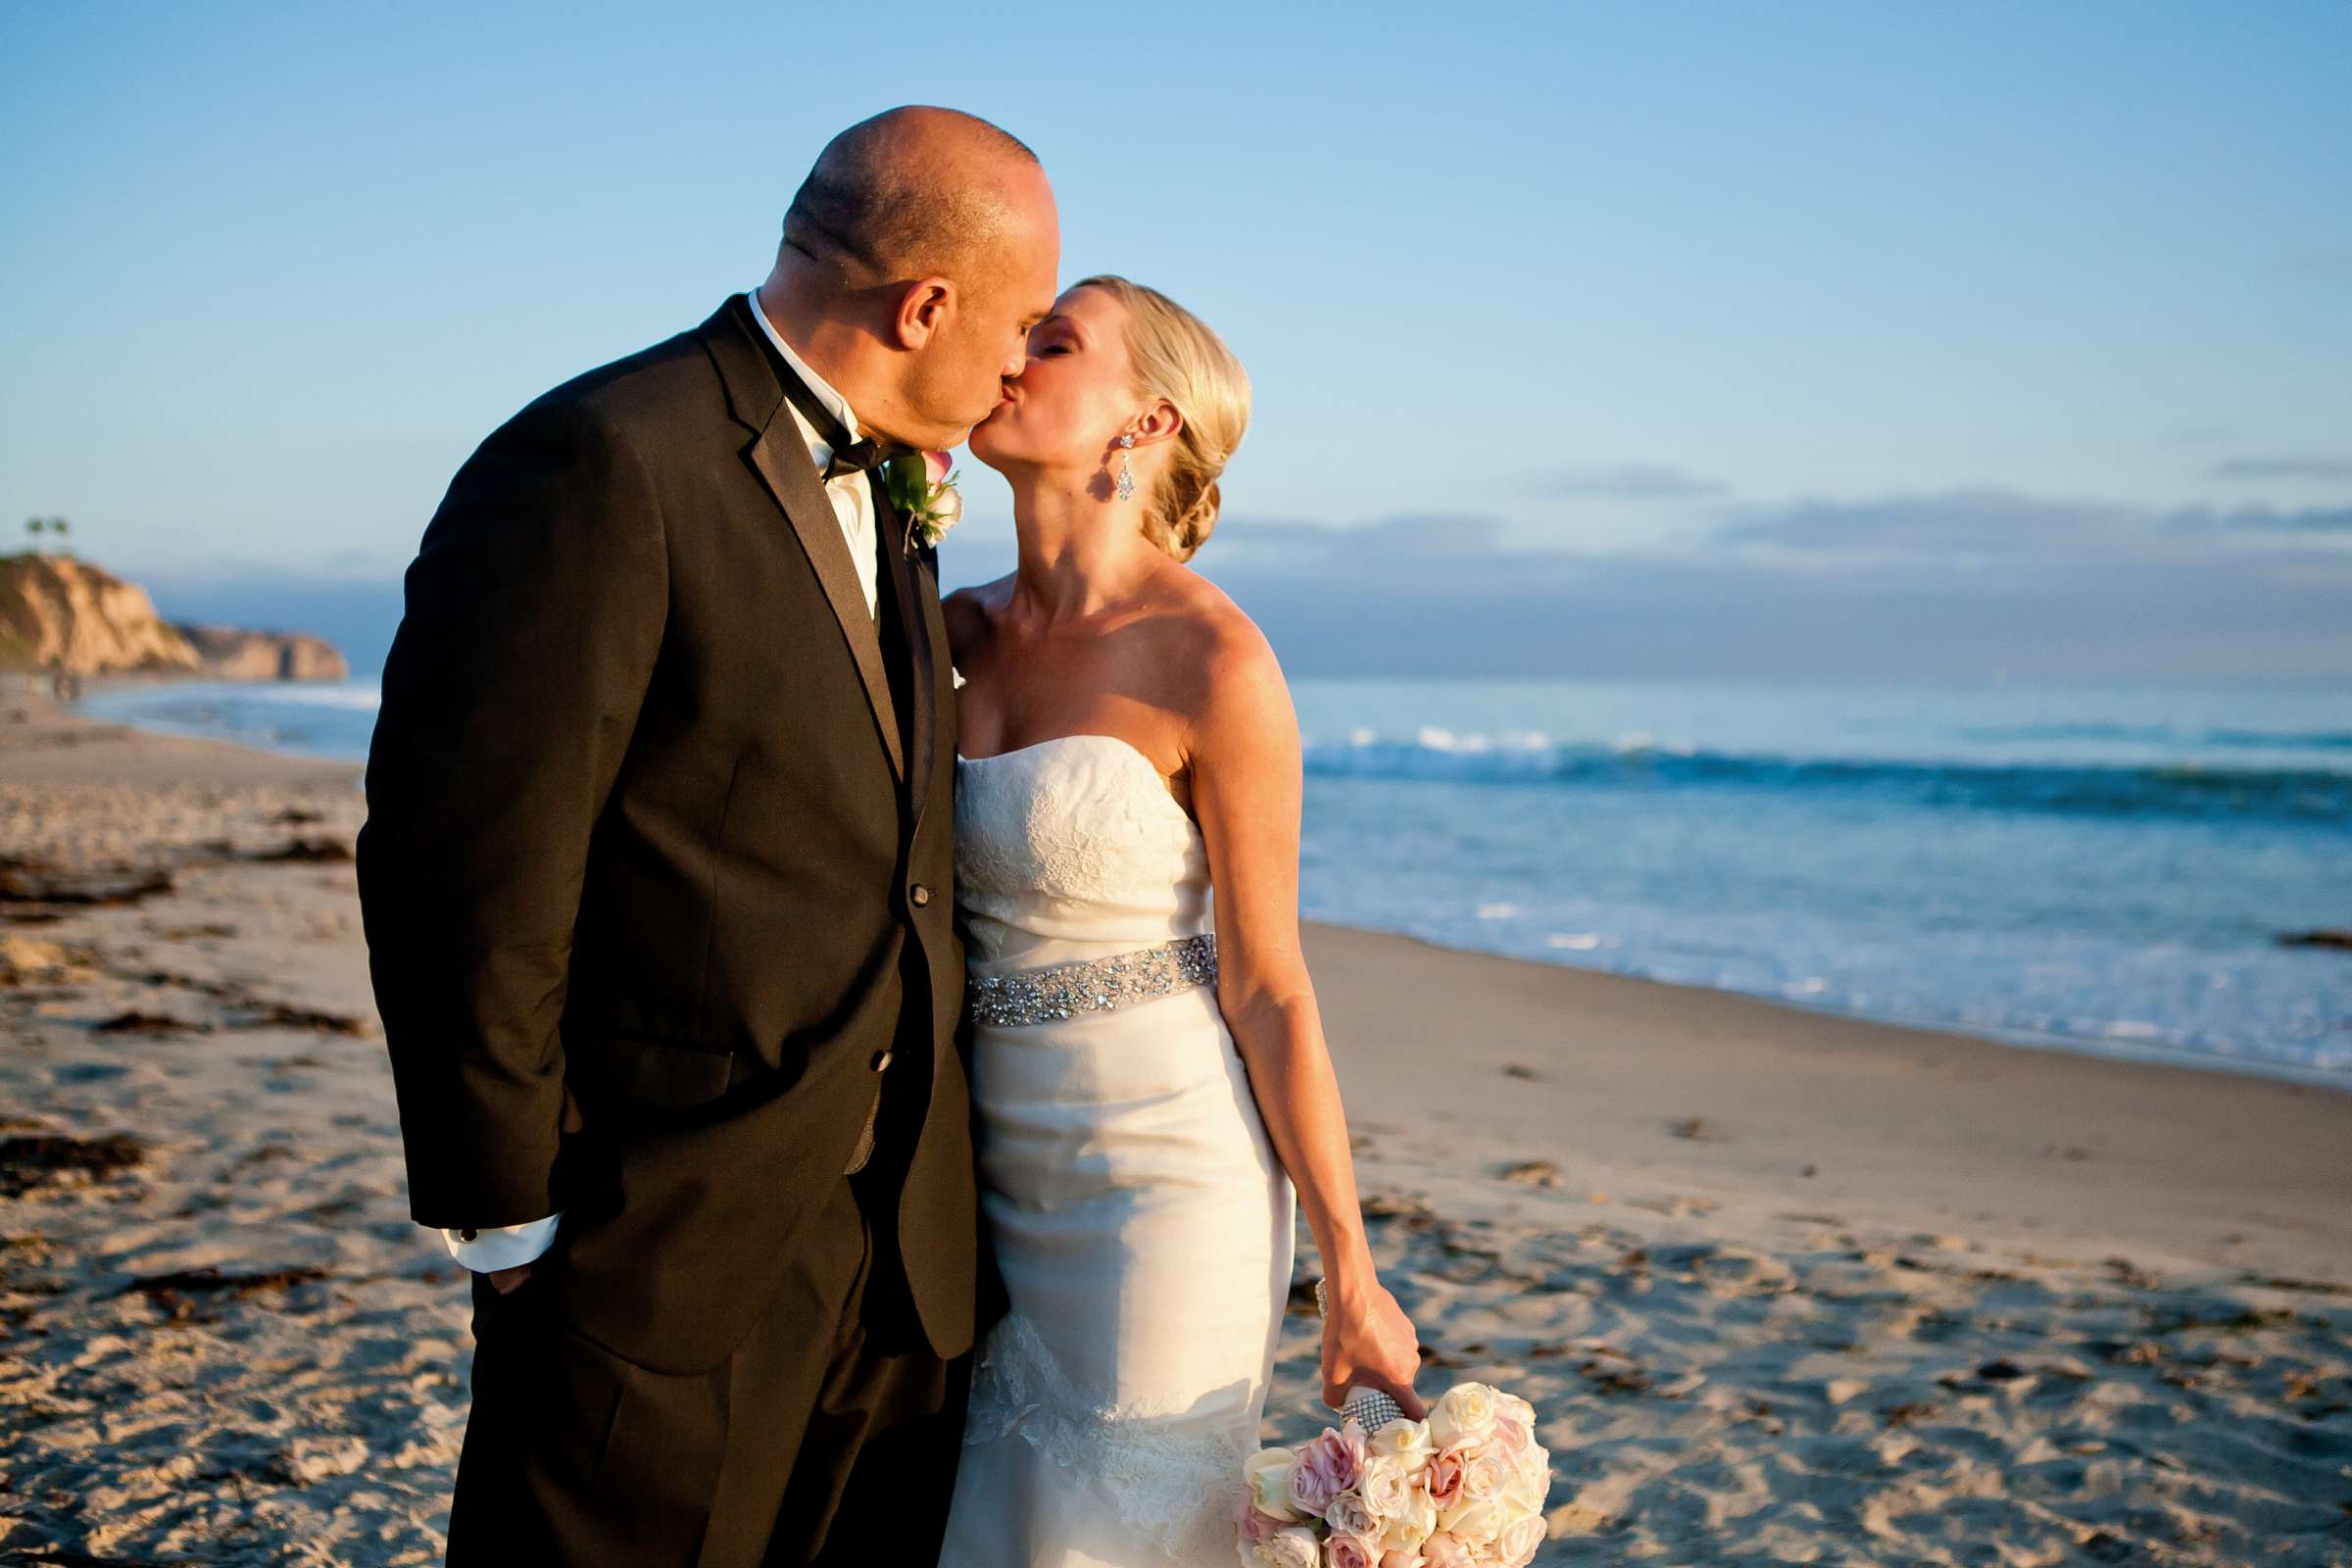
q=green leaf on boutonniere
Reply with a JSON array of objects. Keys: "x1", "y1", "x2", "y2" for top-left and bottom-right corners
[
  {"x1": 882, "y1": 454, "x2": 926, "y2": 515},
  {"x1": 881, "y1": 453, "x2": 963, "y2": 547}
]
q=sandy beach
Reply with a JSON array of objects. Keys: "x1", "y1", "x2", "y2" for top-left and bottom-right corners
[{"x1": 3, "y1": 693, "x2": 2348, "y2": 1566}]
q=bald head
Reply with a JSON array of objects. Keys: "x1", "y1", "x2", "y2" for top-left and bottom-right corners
[
  {"x1": 782, "y1": 106, "x2": 1050, "y2": 291},
  {"x1": 761, "y1": 108, "x2": 1057, "y2": 451}
]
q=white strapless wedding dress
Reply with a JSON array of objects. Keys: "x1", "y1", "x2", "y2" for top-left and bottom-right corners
[{"x1": 938, "y1": 735, "x2": 1297, "y2": 1566}]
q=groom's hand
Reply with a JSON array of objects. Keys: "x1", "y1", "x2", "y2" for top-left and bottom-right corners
[{"x1": 487, "y1": 1262, "x2": 533, "y2": 1295}]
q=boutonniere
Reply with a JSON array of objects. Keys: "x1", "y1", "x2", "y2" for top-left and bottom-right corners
[{"x1": 883, "y1": 450, "x2": 963, "y2": 551}]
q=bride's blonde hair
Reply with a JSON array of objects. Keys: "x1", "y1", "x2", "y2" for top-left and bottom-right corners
[{"x1": 1075, "y1": 274, "x2": 1250, "y2": 563}]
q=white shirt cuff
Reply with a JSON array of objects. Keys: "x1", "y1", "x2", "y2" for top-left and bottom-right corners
[{"x1": 439, "y1": 1212, "x2": 563, "y2": 1271}]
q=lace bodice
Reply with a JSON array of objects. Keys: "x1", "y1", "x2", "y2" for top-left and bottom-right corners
[{"x1": 954, "y1": 734, "x2": 1212, "y2": 975}]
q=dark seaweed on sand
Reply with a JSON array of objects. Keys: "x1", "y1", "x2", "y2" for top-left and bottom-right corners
[{"x1": 0, "y1": 1132, "x2": 144, "y2": 1197}]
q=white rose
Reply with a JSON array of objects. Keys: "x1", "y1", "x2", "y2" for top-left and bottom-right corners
[
  {"x1": 1245, "y1": 1447, "x2": 1306, "y2": 1522},
  {"x1": 925, "y1": 480, "x2": 963, "y2": 535},
  {"x1": 1437, "y1": 1493, "x2": 1506, "y2": 1548},
  {"x1": 1428, "y1": 1384, "x2": 1498, "y2": 1447},
  {"x1": 1377, "y1": 1489, "x2": 1438, "y2": 1553},
  {"x1": 1501, "y1": 1457, "x2": 1547, "y2": 1516},
  {"x1": 1356, "y1": 1454, "x2": 1416, "y2": 1522},
  {"x1": 1266, "y1": 1525, "x2": 1322, "y2": 1568},
  {"x1": 1494, "y1": 1512, "x2": 1548, "y2": 1568},
  {"x1": 1494, "y1": 1393, "x2": 1537, "y2": 1433},
  {"x1": 1502, "y1": 1439, "x2": 1548, "y2": 1511},
  {"x1": 1368, "y1": 1417, "x2": 1436, "y2": 1475}
]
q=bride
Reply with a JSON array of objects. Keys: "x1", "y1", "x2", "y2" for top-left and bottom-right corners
[{"x1": 935, "y1": 275, "x2": 1423, "y2": 1565}]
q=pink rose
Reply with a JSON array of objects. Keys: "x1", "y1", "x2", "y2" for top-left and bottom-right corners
[
  {"x1": 1494, "y1": 1515, "x2": 1547, "y2": 1568},
  {"x1": 1325, "y1": 1532, "x2": 1377, "y2": 1568},
  {"x1": 922, "y1": 449, "x2": 953, "y2": 485},
  {"x1": 1240, "y1": 1491, "x2": 1285, "y2": 1545},
  {"x1": 1418, "y1": 1532, "x2": 1473, "y2": 1568},
  {"x1": 1328, "y1": 1491, "x2": 1378, "y2": 1538},
  {"x1": 1457, "y1": 1446, "x2": 1504, "y2": 1503},
  {"x1": 1428, "y1": 1438, "x2": 1501, "y2": 1511},
  {"x1": 1492, "y1": 1414, "x2": 1530, "y2": 1456},
  {"x1": 1423, "y1": 1447, "x2": 1465, "y2": 1510},
  {"x1": 1290, "y1": 1425, "x2": 1367, "y2": 1516}
]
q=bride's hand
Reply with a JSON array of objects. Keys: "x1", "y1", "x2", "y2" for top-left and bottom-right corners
[{"x1": 1321, "y1": 1276, "x2": 1425, "y2": 1419}]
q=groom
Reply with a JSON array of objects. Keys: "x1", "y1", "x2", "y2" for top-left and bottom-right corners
[{"x1": 357, "y1": 107, "x2": 1058, "y2": 1564}]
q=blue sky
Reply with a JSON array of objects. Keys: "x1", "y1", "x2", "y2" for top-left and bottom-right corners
[{"x1": 4, "y1": 2, "x2": 2347, "y2": 678}]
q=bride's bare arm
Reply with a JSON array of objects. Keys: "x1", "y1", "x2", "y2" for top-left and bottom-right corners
[{"x1": 1188, "y1": 624, "x2": 1424, "y2": 1418}]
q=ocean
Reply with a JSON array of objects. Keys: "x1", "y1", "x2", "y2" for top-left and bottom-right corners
[{"x1": 76, "y1": 676, "x2": 2352, "y2": 1083}]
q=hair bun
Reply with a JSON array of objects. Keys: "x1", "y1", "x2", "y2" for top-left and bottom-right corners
[{"x1": 1170, "y1": 480, "x2": 1221, "y2": 562}]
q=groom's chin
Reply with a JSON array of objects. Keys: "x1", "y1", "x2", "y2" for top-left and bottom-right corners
[{"x1": 963, "y1": 415, "x2": 1004, "y2": 451}]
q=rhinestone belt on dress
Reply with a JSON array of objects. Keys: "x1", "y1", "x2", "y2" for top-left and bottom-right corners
[{"x1": 965, "y1": 933, "x2": 1219, "y2": 1028}]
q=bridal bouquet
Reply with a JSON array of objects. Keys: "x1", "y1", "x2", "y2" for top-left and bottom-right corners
[{"x1": 1238, "y1": 1382, "x2": 1550, "y2": 1568}]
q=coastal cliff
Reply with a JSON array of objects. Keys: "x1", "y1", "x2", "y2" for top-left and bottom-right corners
[
  {"x1": 0, "y1": 553, "x2": 349, "y2": 681},
  {"x1": 172, "y1": 622, "x2": 349, "y2": 682}
]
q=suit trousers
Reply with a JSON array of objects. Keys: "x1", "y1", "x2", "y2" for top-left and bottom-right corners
[{"x1": 444, "y1": 1173, "x2": 970, "y2": 1567}]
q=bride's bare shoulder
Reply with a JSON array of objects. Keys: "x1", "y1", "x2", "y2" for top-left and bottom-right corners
[{"x1": 1152, "y1": 564, "x2": 1289, "y2": 725}]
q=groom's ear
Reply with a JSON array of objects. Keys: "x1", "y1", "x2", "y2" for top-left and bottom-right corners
[{"x1": 891, "y1": 277, "x2": 956, "y2": 350}]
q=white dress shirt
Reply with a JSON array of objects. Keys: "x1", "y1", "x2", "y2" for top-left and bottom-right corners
[
  {"x1": 434, "y1": 291, "x2": 884, "y2": 1275},
  {"x1": 748, "y1": 287, "x2": 881, "y2": 618}
]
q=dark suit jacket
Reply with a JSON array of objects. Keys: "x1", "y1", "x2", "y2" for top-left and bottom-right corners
[{"x1": 357, "y1": 296, "x2": 971, "y2": 1377}]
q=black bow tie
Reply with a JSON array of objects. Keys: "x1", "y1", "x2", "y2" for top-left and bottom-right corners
[
  {"x1": 820, "y1": 437, "x2": 888, "y2": 483},
  {"x1": 763, "y1": 334, "x2": 897, "y2": 483}
]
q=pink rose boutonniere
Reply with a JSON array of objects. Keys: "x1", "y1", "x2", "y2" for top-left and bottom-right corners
[{"x1": 884, "y1": 449, "x2": 963, "y2": 550}]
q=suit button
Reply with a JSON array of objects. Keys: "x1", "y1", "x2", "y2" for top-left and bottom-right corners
[
  {"x1": 909, "y1": 883, "x2": 933, "y2": 907},
  {"x1": 458, "y1": 1228, "x2": 478, "y2": 1242},
  {"x1": 871, "y1": 1050, "x2": 894, "y2": 1072}
]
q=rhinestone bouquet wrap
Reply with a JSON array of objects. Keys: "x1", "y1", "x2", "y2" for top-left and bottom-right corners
[{"x1": 1338, "y1": 1387, "x2": 1403, "y2": 1436}]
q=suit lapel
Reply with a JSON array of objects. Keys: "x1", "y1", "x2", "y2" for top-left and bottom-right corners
[
  {"x1": 874, "y1": 479, "x2": 939, "y2": 826},
  {"x1": 709, "y1": 299, "x2": 905, "y2": 783},
  {"x1": 909, "y1": 547, "x2": 953, "y2": 844}
]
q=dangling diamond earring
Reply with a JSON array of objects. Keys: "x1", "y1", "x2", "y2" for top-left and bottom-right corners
[{"x1": 1115, "y1": 433, "x2": 1137, "y2": 502}]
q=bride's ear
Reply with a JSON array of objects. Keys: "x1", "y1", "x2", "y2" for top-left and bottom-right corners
[{"x1": 1131, "y1": 397, "x2": 1184, "y2": 447}]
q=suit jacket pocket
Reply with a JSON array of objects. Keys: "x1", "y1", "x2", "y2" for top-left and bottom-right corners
[{"x1": 571, "y1": 1029, "x2": 735, "y2": 1112}]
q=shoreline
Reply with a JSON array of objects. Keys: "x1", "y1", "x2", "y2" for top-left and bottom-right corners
[
  {"x1": 11, "y1": 688, "x2": 2345, "y2": 1282},
  {"x1": 17, "y1": 687, "x2": 367, "y2": 789},
  {"x1": 1314, "y1": 912, "x2": 2352, "y2": 1096},
  {"x1": 48, "y1": 686, "x2": 2352, "y2": 1094},
  {"x1": 6, "y1": 690, "x2": 2350, "y2": 1564},
  {"x1": 1304, "y1": 920, "x2": 2351, "y2": 1286}
]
